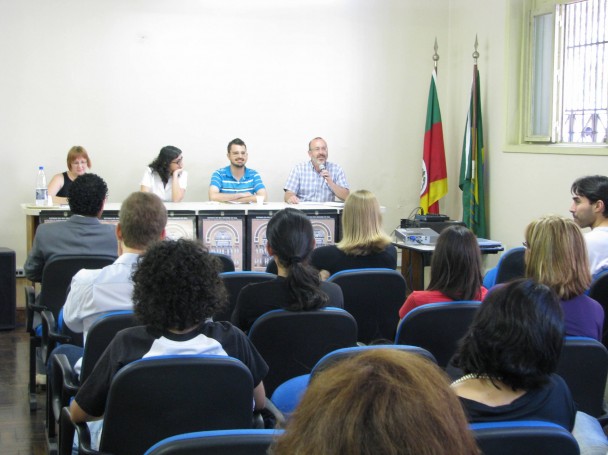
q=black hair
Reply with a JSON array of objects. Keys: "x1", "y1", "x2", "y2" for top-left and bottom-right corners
[
  {"x1": 132, "y1": 239, "x2": 228, "y2": 331},
  {"x1": 427, "y1": 225, "x2": 483, "y2": 301},
  {"x1": 67, "y1": 173, "x2": 108, "y2": 216},
  {"x1": 227, "y1": 138, "x2": 246, "y2": 152},
  {"x1": 453, "y1": 278, "x2": 564, "y2": 390},
  {"x1": 571, "y1": 175, "x2": 608, "y2": 217},
  {"x1": 149, "y1": 146, "x2": 182, "y2": 185},
  {"x1": 267, "y1": 208, "x2": 329, "y2": 310}
]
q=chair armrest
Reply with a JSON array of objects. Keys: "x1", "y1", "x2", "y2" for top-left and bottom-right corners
[
  {"x1": 25, "y1": 285, "x2": 37, "y2": 334},
  {"x1": 59, "y1": 407, "x2": 111, "y2": 455},
  {"x1": 52, "y1": 354, "x2": 80, "y2": 423},
  {"x1": 41, "y1": 310, "x2": 73, "y2": 364},
  {"x1": 253, "y1": 398, "x2": 286, "y2": 429}
]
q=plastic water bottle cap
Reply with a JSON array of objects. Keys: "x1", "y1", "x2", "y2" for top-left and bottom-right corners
[{"x1": 39, "y1": 166, "x2": 44, "y2": 170}]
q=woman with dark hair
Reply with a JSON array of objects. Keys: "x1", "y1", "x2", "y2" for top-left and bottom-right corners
[
  {"x1": 140, "y1": 145, "x2": 187, "y2": 202},
  {"x1": 270, "y1": 349, "x2": 479, "y2": 455},
  {"x1": 232, "y1": 208, "x2": 343, "y2": 332},
  {"x1": 452, "y1": 279, "x2": 608, "y2": 452},
  {"x1": 451, "y1": 279, "x2": 575, "y2": 429},
  {"x1": 398, "y1": 225, "x2": 486, "y2": 319}
]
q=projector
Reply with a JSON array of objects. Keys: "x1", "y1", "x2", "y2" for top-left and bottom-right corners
[{"x1": 395, "y1": 228, "x2": 439, "y2": 245}]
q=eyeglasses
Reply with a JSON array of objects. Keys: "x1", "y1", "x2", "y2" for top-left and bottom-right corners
[{"x1": 171, "y1": 157, "x2": 183, "y2": 165}]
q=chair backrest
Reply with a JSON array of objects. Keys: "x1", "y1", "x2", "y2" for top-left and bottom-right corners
[
  {"x1": 556, "y1": 336, "x2": 608, "y2": 418},
  {"x1": 471, "y1": 421, "x2": 580, "y2": 455},
  {"x1": 310, "y1": 344, "x2": 437, "y2": 378},
  {"x1": 395, "y1": 301, "x2": 481, "y2": 368},
  {"x1": 589, "y1": 271, "x2": 608, "y2": 347},
  {"x1": 99, "y1": 355, "x2": 255, "y2": 455},
  {"x1": 211, "y1": 253, "x2": 236, "y2": 272},
  {"x1": 39, "y1": 254, "x2": 116, "y2": 318},
  {"x1": 248, "y1": 308, "x2": 358, "y2": 395},
  {"x1": 216, "y1": 272, "x2": 276, "y2": 322},
  {"x1": 494, "y1": 247, "x2": 526, "y2": 285},
  {"x1": 144, "y1": 429, "x2": 283, "y2": 455},
  {"x1": 80, "y1": 311, "x2": 140, "y2": 381},
  {"x1": 326, "y1": 268, "x2": 406, "y2": 344}
]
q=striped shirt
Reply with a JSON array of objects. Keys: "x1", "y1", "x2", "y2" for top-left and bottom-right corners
[{"x1": 209, "y1": 166, "x2": 265, "y2": 194}]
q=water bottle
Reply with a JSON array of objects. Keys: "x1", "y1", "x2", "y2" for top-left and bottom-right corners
[{"x1": 35, "y1": 166, "x2": 48, "y2": 207}]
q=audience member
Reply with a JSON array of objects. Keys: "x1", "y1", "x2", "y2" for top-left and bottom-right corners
[
  {"x1": 231, "y1": 208, "x2": 343, "y2": 332},
  {"x1": 57, "y1": 192, "x2": 167, "y2": 376},
  {"x1": 452, "y1": 279, "x2": 607, "y2": 453},
  {"x1": 284, "y1": 137, "x2": 349, "y2": 203},
  {"x1": 311, "y1": 190, "x2": 396, "y2": 279},
  {"x1": 270, "y1": 349, "x2": 479, "y2": 455},
  {"x1": 140, "y1": 145, "x2": 187, "y2": 202},
  {"x1": 24, "y1": 173, "x2": 117, "y2": 282},
  {"x1": 570, "y1": 175, "x2": 608, "y2": 277},
  {"x1": 525, "y1": 215, "x2": 604, "y2": 340},
  {"x1": 47, "y1": 146, "x2": 91, "y2": 205},
  {"x1": 398, "y1": 225, "x2": 487, "y2": 319},
  {"x1": 209, "y1": 138, "x2": 267, "y2": 203},
  {"x1": 69, "y1": 238, "x2": 268, "y2": 428}
]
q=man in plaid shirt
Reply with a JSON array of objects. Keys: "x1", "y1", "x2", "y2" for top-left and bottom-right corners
[{"x1": 283, "y1": 137, "x2": 349, "y2": 204}]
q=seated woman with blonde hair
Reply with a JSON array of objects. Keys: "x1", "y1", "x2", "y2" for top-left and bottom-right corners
[
  {"x1": 48, "y1": 146, "x2": 91, "y2": 205},
  {"x1": 270, "y1": 349, "x2": 479, "y2": 455},
  {"x1": 525, "y1": 215, "x2": 603, "y2": 340},
  {"x1": 311, "y1": 189, "x2": 396, "y2": 279}
]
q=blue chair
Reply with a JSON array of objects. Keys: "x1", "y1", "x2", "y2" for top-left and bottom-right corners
[
  {"x1": 248, "y1": 308, "x2": 358, "y2": 396},
  {"x1": 471, "y1": 420, "x2": 580, "y2": 455},
  {"x1": 144, "y1": 429, "x2": 283, "y2": 455},
  {"x1": 483, "y1": 246, "x2": 526, "y2": 289},
  {"x1": 589, "y1": 271, "x2": 608, "y2": 348},
  {"x1": 395, "y1": 301, "x2": 481, "y2": 368},
  {"x1": 216, "y1": 271, "x2": 276, "y2": 322},
  {"x1": 270, "y1": 344, "x2": 436, "y2": 415},
  {"x1": 327, "y1": 268, "x2": 406, "y2": 344},
  {"x1": 60, "y1": 355, "x2": 255, "y2": 455},
  {"x1": 556, "y1": 336, "x2": 608, "y2": 418}
]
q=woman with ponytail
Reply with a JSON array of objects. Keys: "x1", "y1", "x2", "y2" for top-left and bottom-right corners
[{"x1": 231, "y1": 208, "x2": 343, "y2": 332}]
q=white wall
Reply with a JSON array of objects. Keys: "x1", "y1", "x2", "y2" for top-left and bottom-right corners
[
  {"x1": 2, "y1": 0, "x2": 604, "y2": 271},
  {"x1": 1, "y1": 0, "x2": 450, "y2": 266}
]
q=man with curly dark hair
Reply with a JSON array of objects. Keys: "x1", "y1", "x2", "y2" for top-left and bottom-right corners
[
  {"x1": 24, "y1": 173, "x2": 117, "y2": 281},
  {"x1": 69, "y1": 239, "x2": 268, "y2": 427}
]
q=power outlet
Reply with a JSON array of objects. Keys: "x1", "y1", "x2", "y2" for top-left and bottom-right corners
[{"x1": 15, "y1": 268, "x2": 25, "y2": 277}]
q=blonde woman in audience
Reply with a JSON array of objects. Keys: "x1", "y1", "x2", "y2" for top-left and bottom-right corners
[
  {"x1": 140, "y1": 145, "x2": 187, "y2": 202},
  {"x1": 311, "y1": 189, "x2": 396, "y2": 279},
  {"x1": 270, "y1": 349, "x2": 479, "y2": 455},
  {"x1": 48, "y1": 145, "x2": 91, "y2": 205},
  {"x1": 525, "y1": 215, "x2": 604, "y2": 340}
]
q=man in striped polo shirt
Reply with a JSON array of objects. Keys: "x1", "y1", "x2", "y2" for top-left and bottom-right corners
[{"x1": 209, "y1": 138, "x2": 267, "y2": 203}]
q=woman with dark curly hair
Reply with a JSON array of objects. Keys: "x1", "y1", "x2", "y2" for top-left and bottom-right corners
[
  {"x1": 231, "y1": 208, "x2": 343, "y2": 332},
  {"x1": 140, "y1": 145, "x2": 187, "y2": 202},
  {"x1": 68, "y1": 239, "x2": 268, "y2": 427}
]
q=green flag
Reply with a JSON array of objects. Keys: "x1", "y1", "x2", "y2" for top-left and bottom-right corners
[{"x1": 459, "y1": 64, "x2": 487, "y2": 238}]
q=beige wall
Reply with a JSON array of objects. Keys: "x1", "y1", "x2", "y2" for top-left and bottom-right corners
[{"x1": 1, "y1": 0, "x2": 604, "y2": 271}]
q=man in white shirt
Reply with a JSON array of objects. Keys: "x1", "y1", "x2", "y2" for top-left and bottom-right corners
[
  {"x1": 53, "y1": 191, "x2": 167, "y2": 376},
  {"x1": 570, "y1": 175, "x2": 608, "y2": 277}
]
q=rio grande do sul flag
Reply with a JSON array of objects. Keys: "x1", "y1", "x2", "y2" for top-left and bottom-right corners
[
  {"x1": 459, "y1": 63, "x2": 487, "y2": 238},
  {"x1": 420, "y1": 69, "x2": 448, "y2": 215}
]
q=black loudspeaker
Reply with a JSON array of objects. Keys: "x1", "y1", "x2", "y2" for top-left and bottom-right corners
[{"x1": 0, "y1": 248, "x2": 16, "y2": 330}]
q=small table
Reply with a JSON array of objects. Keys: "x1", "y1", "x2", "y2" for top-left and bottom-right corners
[{"x1": 394, "y1": 239, "x2": 503, "y2": 292}]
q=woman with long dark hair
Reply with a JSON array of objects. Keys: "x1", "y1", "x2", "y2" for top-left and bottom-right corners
[
  {"x1": 140, "y1": 145, "x2": 187, "y2": 202},
  {"x1": 398, "y1": 225, "x2": 486, "y2": 319},
  {"x1": 232, "y1": 208, "x2": 343, "y2": 332}
]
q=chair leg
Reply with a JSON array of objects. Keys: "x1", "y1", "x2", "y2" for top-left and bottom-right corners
[{"x1": 29, "y1": 335, "x2": 40, "y2": 411}]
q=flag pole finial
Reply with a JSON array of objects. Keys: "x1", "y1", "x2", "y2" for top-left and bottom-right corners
[
  {"x1": 433, "y1": 38, "x2": 439, "y2": 70},
  {"x1": 472, "y1": 34, "x2": 479, "y2": 64}
]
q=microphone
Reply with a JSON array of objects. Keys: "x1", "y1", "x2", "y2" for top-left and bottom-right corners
[{"x1": 318, "y1": 163, "x2": 326, "y2": 172}]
